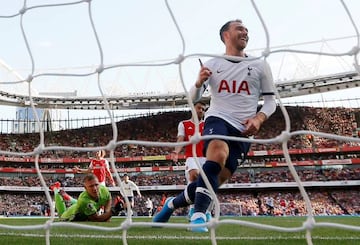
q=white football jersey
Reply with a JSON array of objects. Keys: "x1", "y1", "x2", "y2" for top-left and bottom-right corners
[
  {"x1": 120, "y1": 180, "x2": 139, "y2": 197},
  {"x1": 200, "y1": 57, "x2": 275, "y2": 131}
]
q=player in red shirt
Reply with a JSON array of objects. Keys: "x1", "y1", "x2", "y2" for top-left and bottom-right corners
[
  {"x1": 74, "y1": 150, "x2": 115, "y2": 187},
  {"x1": 172, "y1": 101, "x2": 206, "y2": 182},
  {"x1": 171, "y1": 101, "x2": 207, "y2": 219},
  {"x1": 279, "y1": 197, "x2": 287, "y2": 216}
]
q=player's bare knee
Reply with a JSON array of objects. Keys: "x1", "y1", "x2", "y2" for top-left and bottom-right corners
[
  {"x1": 189, "y1": 169, "x2": 199, "y2": 182},
  {"x1": 207, "y1": 140, "x2": 228, "y2": 162}
]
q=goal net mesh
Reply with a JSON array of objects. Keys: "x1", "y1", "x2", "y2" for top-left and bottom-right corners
[{"x1": 0, "y1": 1, "x2": 359, "y2": 245}]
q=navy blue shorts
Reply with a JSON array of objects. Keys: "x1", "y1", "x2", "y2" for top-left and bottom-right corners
[{"x1": 203, "y1": 116, "x2": 251, "y2": 174}]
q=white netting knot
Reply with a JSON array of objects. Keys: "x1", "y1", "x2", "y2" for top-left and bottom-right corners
[
  {"x1": 96, "y1": 64, "x2": 104, "y2": 73},
  {"x1": 174, "y1": 54, "x2": 185, "y2": 64},
  {"x1": 33, "y1": 144, "x2": 44, "y2": 155},
  {"x1": 121, "y1": 219, "x2": 132, "y2": 230},
  {"x1": 189, "y1": 132, "x2": 201, "y2": 144},
  {"x1": 261, "y1": 47, "x2": 271, "y2": 58},
  {"x1": 303, "y1": 218, "x2": 315, "y2": 230},
  {"x1": 19, "y1": 7, "x2": 26, "y2": 15},
  {"x1": 276, "y1": 130, "x2": 291, "y2": 143},
  {"x1": 207, "y1": 218, "x2": 216, "y2": 229},
  {"x1": 107, "y1": 140, "x2": 117, "y2": 151},
  {"x1": 44, "y1": 220, "x2": 52, "y2": 230},
  {"x1": 26, "y1": 74, "x2": 33, "y2": 83},
  {"x1": 349, "y1": 46, "x2": 360, "y2": 55}
]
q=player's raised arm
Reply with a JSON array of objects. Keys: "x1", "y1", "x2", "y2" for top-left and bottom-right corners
[
  {"x1": 189, "y1": 59, "x2": 211, "y2": 101},
  {"x1": 73, "y1": 166, "x2": 91, "y2": 174},
  {"x1": 195, "y1": 58, "x2": 212, "y2": 88}
]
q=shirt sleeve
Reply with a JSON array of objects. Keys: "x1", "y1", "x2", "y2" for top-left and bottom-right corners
[
  {"x1": 131, "y1": 181, "x2": 140, "y2": 192},
  {"x1": 104, "y1": 159, "x2": 110, "y2": 170},
  {"x1": 189, "y1": 82, "x2": 207, "y2": 102},
  {"x1": 259, "y1": 60, "x2": 276, "y2": 118},
  {"x1": 177, "y1": 121, "x2": 185, "y2": 137}
]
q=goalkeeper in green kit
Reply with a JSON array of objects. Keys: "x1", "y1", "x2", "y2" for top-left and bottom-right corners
[{"x1": 50, "y1": 173, "x2": 124, "y2": 221}]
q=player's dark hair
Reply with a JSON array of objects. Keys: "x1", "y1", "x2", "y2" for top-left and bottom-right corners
[
  {"x1": 219, "y1": 19, "x2": 243, "y2": 43},
  {"x1": 193, "y1": 100, "x2": 206, "y2": 107}
]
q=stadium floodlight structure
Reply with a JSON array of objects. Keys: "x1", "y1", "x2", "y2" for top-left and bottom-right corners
[{"x1": 276, "y1": 71, "x2": 360, "y2": 98}]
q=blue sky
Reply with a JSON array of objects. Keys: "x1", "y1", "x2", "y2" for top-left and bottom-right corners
[{"x1": 0, "y1": 0, "x2": 359, "y2": 120}]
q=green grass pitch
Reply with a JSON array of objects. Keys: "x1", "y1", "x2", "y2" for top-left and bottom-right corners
[{"x1": 0, "y1": 216, "x2": 359, "y2": 245}]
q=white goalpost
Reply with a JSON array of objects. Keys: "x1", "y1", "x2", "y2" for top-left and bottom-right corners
[{"x1": 0, "y1": 0, "x2": 359, "y2": 245}]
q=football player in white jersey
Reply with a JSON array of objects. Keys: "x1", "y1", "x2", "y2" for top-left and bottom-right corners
[
  {"x1": 153, "y1": 19, "x2": 276, "y2": 232},
  {"x1": 120, "y1": 174, "x2": 142, "y2": 215}
]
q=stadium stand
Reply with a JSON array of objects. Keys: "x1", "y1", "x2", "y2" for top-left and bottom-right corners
[{"x1": 0, "y1": 106, "x2": 359, "y2": 217}]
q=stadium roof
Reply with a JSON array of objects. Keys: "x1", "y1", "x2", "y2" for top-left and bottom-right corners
[{"x1": 0, "y1": 71, "x2": 359, "y2": 110}]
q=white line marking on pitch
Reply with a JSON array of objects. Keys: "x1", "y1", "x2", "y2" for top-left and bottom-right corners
[{"x1": 1, "y1": 233, "x2": 360, "y2": 241}]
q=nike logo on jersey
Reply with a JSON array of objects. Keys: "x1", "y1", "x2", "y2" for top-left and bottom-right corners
[
  {"x1": 216, "y1": 69, "x2": 224, "y2": 73},
  {"x1": 209, "y1": 128, "x2": 214, "y2": 134}
]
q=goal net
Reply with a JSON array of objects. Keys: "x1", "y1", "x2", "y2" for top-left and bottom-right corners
[
  {"x1": 0, "y1": 0, "x2": 359, "y2": 245},
  {"x1": 219, "y1": 203, "x2": 243, "y2": 217}
]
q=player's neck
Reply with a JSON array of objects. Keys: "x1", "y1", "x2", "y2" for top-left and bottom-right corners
[
  {"x1": 191, "y1": 117, "x2": 202, "y2": 122},
  {"x1": 225, "y1": 47, "x2": 246, "y2": 57}
]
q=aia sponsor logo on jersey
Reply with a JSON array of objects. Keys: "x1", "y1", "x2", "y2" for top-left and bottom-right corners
[{"x1": 217, "y1": 80, "x2": 250, "y2": 94}]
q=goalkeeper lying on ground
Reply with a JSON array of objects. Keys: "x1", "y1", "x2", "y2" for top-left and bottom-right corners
[{"x1": 50, "y1": 173, "x2": 124, "y2": 221}]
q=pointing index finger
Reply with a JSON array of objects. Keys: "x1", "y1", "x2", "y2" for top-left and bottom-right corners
[{"x1": 198, "y1": 58, "x2": 204, "y2": 67}]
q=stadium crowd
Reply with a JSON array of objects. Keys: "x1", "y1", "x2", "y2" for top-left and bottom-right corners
[
  {"x1": 1, "y1": 166, "x2": 359, "y2": 187},
  {"x1": 1, "y1": 188, "x2": 359, "y2": 217},
  {"x1": 0, "y1": 106, "x2": 359, "y2": 217},
  {"x1": 0, "y1": 165, "x2": 359, "y2": 217},
  {"x1": 0, "y1": 106, "x2": 358, "y2": 157}
]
